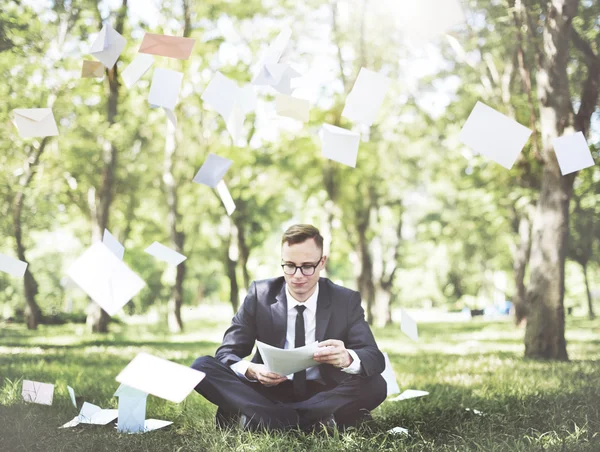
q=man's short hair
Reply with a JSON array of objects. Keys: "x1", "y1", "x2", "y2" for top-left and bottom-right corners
[{"x1": 281, "y1": 224, "x2": 324, "y2": 251}]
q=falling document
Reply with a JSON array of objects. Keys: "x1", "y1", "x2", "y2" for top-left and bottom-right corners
[{"x1": 256, "y1": 341, "x2": 321, "y2": 376}]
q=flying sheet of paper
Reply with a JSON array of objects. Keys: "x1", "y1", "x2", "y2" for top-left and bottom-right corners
[
  {"x1": 0, "y1": 253, "x2": 28, "y2": 278},
  {"x1": 22, "y1": 380, "x2": 54, "y2": 406},
  {"x1": 139, "y1": 33, "x2": 196, "y2": 60},
  {"x1": 103, "y1": 229, "x2": 124, "y2": 260},
  {"x1": 396, "y1": 0, "x2": 465, "y2": 42},
  {"x1": 12, "y1": 108, "x2": 59, "y2": 138},
  {"x1": 192, "y1": 153, "x2": 233, "y2": 188},
  {"x1": 400, "y1": 309, "x2": 419, "y2": 342},
  {"x1": 115, "y1": 384, "x2": 147, "y2": 434},
  {"x1": 252, "y1": 27, "x2": 292, "y2": 86},
  {"x1": 275, "y1": 94, "x2": 310, "y2": 122},
  {"x1": 216, "y1": 180, "x2": 236, "y2": 216},
  {"x1": 321, "y1": 124, "x2": 361, "y2": 168},
  {"x1": 144, "y1": 242, "x2": 186, "y2": 266},
  {"x1": 81, "y1": 60, "x2": 104, "y2": 78},
  {"x1": 121, "y1": 53, "x2": 154, "y2": 88},
  {"x1": 60, "y1": 402, "x2": 119, "y2": 428},
  {"x1": 148, "y1": 68, "x2": 183, "y2": 111},
  {"x1": 116, "y1": 352, "x2": 206, "y2": 404},
  {"x1": 256, "y1": 341, "x2": 321, "y2": 376},
  {"x1": 552, "y1": 131, "x2": 595, "y2": 175},
  {"x1": 90, "y1": 23, "x2": 126, "y2": 69},
  {"x1": 67, "y1": 242, "x2": 146, "y2": 316},
  {"x1": 272, "y1": 65, "x2": 301, "y2": 95},
  {"x1": 67, "y1": 386, "x2": 77, "y2": 408},
  {"x1": 381, "y1": 352, "x2": 400, "y2": 397},
  {"x1": 388, "y1": 426, "x2": 409, "y2": 435},
  {"x1": 388, "y1": 389, "x2": 429, "y2": 402},
  {"x1": 342, "y1": 68, "x2": 391, "y2": 126},
  {"x1": 459, "y1": 101, "x2": 532, "y2": 170}
]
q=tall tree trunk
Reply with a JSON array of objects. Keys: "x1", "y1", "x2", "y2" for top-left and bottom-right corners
[
  {"x1": 237, "y1": 223, "x2": 251, "y2": 290},
  {"x1": 512, "y1": 212, "x2": 531, "y2": 325},
  {"x1": 225, "y1": 222, "x2": 240, "y2": 313},
  {"x1": 581, "y1": 263, "x2": 595, "y2": 320}
]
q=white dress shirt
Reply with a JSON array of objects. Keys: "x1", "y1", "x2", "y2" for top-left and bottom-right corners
[{"x1": 231, "y1": 283, "x2": 362, "y2": 381}]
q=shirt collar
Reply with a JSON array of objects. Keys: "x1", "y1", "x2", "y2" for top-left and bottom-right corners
[{"x1": 286, "y1": 283, "x2": 319, "y2": 312}]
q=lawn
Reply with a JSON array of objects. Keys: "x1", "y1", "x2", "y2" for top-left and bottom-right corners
[{"x1": 1, "y1": 310, "x2": 599, "y2": 451}]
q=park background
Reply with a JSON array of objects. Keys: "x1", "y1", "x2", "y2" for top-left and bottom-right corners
[{"x1": 1, "y1": 0, "x2": 599, "y2": 450}]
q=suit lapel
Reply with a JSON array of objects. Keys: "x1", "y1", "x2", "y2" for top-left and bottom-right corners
[
  {"x1": 315, "y1": 279, "x2": 332, "y2": 342},
  {"x1": 270, "y1": 284, "x2": 288, "y2": 348}
]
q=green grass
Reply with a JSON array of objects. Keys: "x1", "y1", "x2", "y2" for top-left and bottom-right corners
[{"x1": 1, "y1": 313, "x2": 599, "y2": 451}]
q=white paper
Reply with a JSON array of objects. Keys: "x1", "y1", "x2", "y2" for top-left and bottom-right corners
[
  {"x1": 465, "y1": 408, "x2": 483, "y2": 415},
  {"x1": 67, "y1": 242, "x2": 146, "y2": 316},
  {"x1": 321, "y1": 124, "x2": 361, "y2": 168},
  {"x1": 193, "y1": 153, "x2": 233, "y2": 188},
  {"x1": 90, "y1": 23, "x2": 126, "y2": 69},
  {"x1": 116, "y1": 352, "x2": 206, "y2": 404},
  {"x1": 256, "y1": 340, "x2": 321, "y2": 376},
  {"x1": 388, "y1": 426, "x2": 409, "y2": 435},
  {"x1": 552, "y1": 131, "x2": 595, "y2": 175},
  {"x1": 115, "y1": 385, "x2": 147, "y2": 434},
  {"x1": 396, "y1": 0, "x2": 465, "y2": 43},
  {"x1": 252, "y1": 27, "x2": 292, "y2": 86},
  {"x1": 103, "y1": 229, "x2": 124, "y2": 260},
  {"x1": 272, "y1": 66, "x2": 301, "y2": 95},
  {"x1": 61, "y1": 402, "x2": 118, "y2": 428},
  {"x1": 276, "y1": 94, "x2": 310, "y2": 122},
  {"x1": 148, "y1": 68, "x2": 183, "y2": 111},
  {"x1": 216, "y1": 180, "x2": 236, "y2": 216},
  {"x1": 400, "y1": 309, "x2": 419, "y2": 342},
  {"x1": 388, "y1": 389, "x2": 429, "y2": 402},
  {"x1": 121, "y1": 53, "x2": 154, "y2": 88},
  {"x1": 22, "y1": 380, "x2": 54, "y2": 405},
  {"x1": 67, "y1": 385, "x2": 77, "y2": 408},
  {"x1": 342, "y1": 68, "x2": 391, "y2": 126},
  {"x1": 0, "y1": 253, "x2": 28, "y2": 278},
  {"x1": 381, "y1": 352, "x2": 400, "y2": 396},
  {"x1": 144, "y1": 242, "x2": 186, "y2": 266},
  {"x1": 459, "y1": 101, "x2": 532, "y2": 170},
  {"x1": 12, "y1": 108, "x2": 59, "y2": 138},
  {"x1": 143, "y1": 419, "x2": 173, "y2": 432}
]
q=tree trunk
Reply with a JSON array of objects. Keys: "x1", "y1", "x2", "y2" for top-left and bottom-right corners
[
  {"x1": 237, "y1": 222, "x2": 251, "y2": 290},
  {"x1": 226, "y1": 223, "x2": 240, "y2": 313},
  {"x1": 581, "y1": 263, "x2": 595, "y2": 320},
  {"x1": 512, "y1": 212, "x2": 531, "y2": 325}
]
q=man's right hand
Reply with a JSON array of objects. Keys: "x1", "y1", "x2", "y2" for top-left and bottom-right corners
[{"x1": 246, "y1": 363, "x2": 288, "y2": 386}]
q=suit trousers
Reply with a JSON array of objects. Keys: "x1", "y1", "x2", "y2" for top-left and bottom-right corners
[{"x1": 191, "y1": 355, "x2": 387, "y2": 430}]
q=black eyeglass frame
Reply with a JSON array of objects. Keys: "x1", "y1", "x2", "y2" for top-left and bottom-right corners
[{"x1": 281, "y1": 256, "x2": 323, "y2": 276}]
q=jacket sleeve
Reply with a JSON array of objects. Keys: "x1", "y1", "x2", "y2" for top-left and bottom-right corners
[
  {"x1": 345, "y1": 291, "x2": 385, "y2": 377},
  {"x1": 215, "y1": 282, "x2": 258, "y2": 366}
]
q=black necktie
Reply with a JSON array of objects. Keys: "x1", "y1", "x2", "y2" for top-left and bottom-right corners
[{"x1": 293, "y1": 305, "x2": 307, "y2": 400}]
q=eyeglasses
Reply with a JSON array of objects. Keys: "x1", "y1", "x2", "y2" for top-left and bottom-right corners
[{"x1": 281, "y1": 257, "x2": 323, "y2": 276}]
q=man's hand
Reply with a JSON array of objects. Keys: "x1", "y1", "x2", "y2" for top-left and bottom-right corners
[
  {"x1": 313, "y1": 339, "x2": 353, "y2": 368},
  {"x1": 246, "y1": 363, "x2": 288, "y2": 386}
]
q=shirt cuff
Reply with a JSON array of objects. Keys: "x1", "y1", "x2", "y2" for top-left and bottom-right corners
[
  {"x1": 230, "y1": 360, "x2": 257, "y2": 382},
  {"x1": 341, "y1": 349, "x2": 362, "y2": 374}
]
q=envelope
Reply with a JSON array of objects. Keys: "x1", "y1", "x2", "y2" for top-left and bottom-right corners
[
  {"x1": 216, "y1": 180, "x2": 236, "y2": 216},
  {"x1": 144, "y1": 241, "x2": 187, "y2": 266},
  {"x1": 0, "y1": 253, "x2": 28, "y2": 278},
  {"x1": 552, "y1": 131, "x2": 595, "y2": 175},
  {"x1": 103, "y1": 228, "x2": 124, "y2": 260},
  {"x1": 148, "y1": 68, "x2": 183, "y2": 110},
  {"x1": 139, "y1": 33, "x2": 196, "y2": 60},
  {"x1": 81, "y1": 60, "x2": 105, "y2": 78},
  {"x1": 193, "y1": 153, "x2": 233, "y2": 188},
  {"x1": 342, "y1": 68, "x2": 391, "y2": 126},
  {"x1": 276, "y1": 94, "x2": 310, "y2": 122},
  {"x1": 252, "y1": 27, "x2": 292, "y2": 86},
  {"x1": 121, "y1": 53, "x2": 154, "y2": 88},
  {"x1": 22, "y1": 380, "x2": 54, "y2": 405},
  {"x1": 12, "y1": 108, "x2": 59, "y2": 138},
  {"x1": 115, "y1": 384, "x2": 147, "y2": 433},
  {"x1": 90, "y1": 23, "x2": 126, "y2": 69},
  {"x1": 320, "y1": 124, "x2": 360, "y2": 168}
]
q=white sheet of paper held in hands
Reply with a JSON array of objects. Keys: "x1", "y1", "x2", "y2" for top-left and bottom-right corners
[
  {"x1": 459, "y1": 101, "x2": 532, "y2": 170},
  {"x1": 342, "y1": 68, "x2": 391, "y2": 127},
  {"x1": 22, "y1": 380, "x2": 54, "y2": 406},
  {"x1": 389, "y1": 389, "x2": 429, "y2": 402},
  {"x1": 144, "y1": 241, "x2": 186, "y2": 266},
  {"x1": 90, "y1": 23, "x2": 126, "y2": 69},
  {"x1": 67, "y1": 242, "x2": 146, "y2": 316},
  {"x1": 276, "y1": 94, "x2": 310, "y2": 122},
  {"x1": 381, "y1": 352, "x2": 400, "y2": 396},
  {"x1": 12, "y1": 108, "x2": 59, "y2": 138},
  {"x1": 193, "y1": 153, "x2": 233, "y2": 188},
  {"x1": 0, "y1": 253, "x2": 28, "y2": 278},
  {"x1": 116, "y1": 352, "x2": 206, "y2": 404},
  {"x1": 321, "y1": 124, "x2": 361, "y2": 168},
  {"x1": 400, "y1": 308, "x2": 419, "y2": 342},
  {"x1": 256, "y1": 341, "x2": 322, "y2": 376},
  {"x1": 148, "y1": 68, "x2": 183, "y2": 126},
  {"x1": 61, "y1": 402, "x2": 119, "y2": 428},
  {"x1": 396, "y1": 0, "x2": 465, "y2": 43},
  {"x1": 103, "y1": 228, "x2": 124, "y2": 260},
  {"x1": 121, "y1": 53, "x2": 154, "y2": 88},
  {"x1": 552, "y1": 131, "x2": 595, "y2": 175}
]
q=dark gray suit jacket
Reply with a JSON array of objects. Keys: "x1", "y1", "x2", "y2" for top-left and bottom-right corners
[{"x1": 215, "y1": 277, "x2": 385, "y2": 385}]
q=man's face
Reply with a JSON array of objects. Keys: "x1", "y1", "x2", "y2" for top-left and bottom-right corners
[{"x1": 281, "y1": 238, "x2": 326, "y2": 302}]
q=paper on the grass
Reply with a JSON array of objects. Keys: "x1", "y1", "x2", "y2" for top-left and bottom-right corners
[
  {"x1": 0, "y1": 253, "x2": 28, "y2": 278},
  {"x1": 22, "y1": 380, "x2": 54, "y2": 406},
  {"x1": 148, "y1": 68, "x2": 183, "y2": 111},
  {"x1": 12, "y1": 108, "x2": 59, "y2": 138},
  {"x1": 276, "y1": 94, "x2": 310, "y2": 122},
  {"x1": 342, "y1": 68, "x2": 391, "y2": 126},
  {"x1": 139, "y1": 33, "x2": 196, "y2": 60},
  {"x1": 103, "y1": 229, "x2": 124, "y2": 260},
  {"x1": 256, "y1": 340, "x2": 321, "y2": 376},
  {"x1": 115, "y1": 384, "x2": 147, "y2": 433},
  {"x1": 388, "y1": 426, "x2": 409, "y2": 435},
  {"x1": 216, "y1": 180, "x2": 236, "y2": 216},
  {"x1": 321, "y1": 124, "x2": 361, "y2": 168},
  {"x1": 60, "y1": 402, "x2": 118, "y2": 428},
  {"x1": 116, "y1": 352, "x2": 206, "y2": 404},
  {"x1": 121, "y1": 53, "x2": 154, "y2": 88},
  {"x1": 396, "y1": 0, "x2": 465, "y2": 42},
  {"x1": 144, "y1": 242, "x2": 186, "y2": 266},
  {"x1": 143, "y1": 419, "x2": 173, "y2": 432},
  {"x1": 552, "y1": 131, "x2": 595, "y2": 175},
  {"x1": 465, "y1": 408, "x2": 483, "y2": 415},
  {"x1": 81, "y1": 60, "x2": 104, "y2": 78},
  {"x1": 389, "y1": 389, "x2": 429, "y2": 402},
  {"x1": 400, "y1": 309, "x2": 419, "y2": 342},
  {"x1": 252, "y1": 27, "x2": 292, "y2": 86},
  {"x1": 67, "y1": 242, "x2": 146, "y2": 316},
  {"x1": 67, "y1": 385, "x2": 77, "y2": 408},
  {"x1": 381, "y1": 352, "x2": 400, "y2": 397},
  {"x1": 459, "y1": 101, "x2": 532, "y2": 170},
  {"x1": 193, "y1": 153, "x2": 233, "y2": 188},
  {"x1": 90, "y1": 23, "x2": 126, "y2": 69}
]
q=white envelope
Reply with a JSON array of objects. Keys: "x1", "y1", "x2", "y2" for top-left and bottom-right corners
[
  {"x1": 216, "y1": 180, "x2": 236, "y2": 216},
  {"x1": 276, "y1": 94, "x2": 310, "y2": 122},
  {"x1": 397, "y1": 0, "x2": 465, "y2": 42},
  {"x1": 381, "y1": 352, "x2": 400, "y2": 396},
  {"x1": 121, "y1": 53, "x2": 154, "y2": 88},
  {"x1": 90, "y1": 23, "x2": 127, "y2": 69},
  {"x1": 148, "y1": 68, "x2": 183, "y2": 111},
  {"x1": 400, "y1": 309, "x2": 419, "y2": 342},
  {"x1": 22, "y1": 380, "x2": 54, "y2": 405},
  {"x1": 116, "y1": 352, "x2": 206, "y2": 404},
  {"x1": 0, "y1": 253, "x2": 28, "y2": 278},
  {"x1": 252, "y1": 27, "x2": 292, "y2": 86},
  {"x1": 256, "y1": 340, "x2": 321, "y2": 376},
  {"x1": 103, "y1": 228, "x2": 124, "y2": 260},
  {"x1": 552, "y1": 132, "x2": 595, "y2": 175},
  {"x1": 67, "y1": 385, "x2": 77, "y2": 408},
  {"x1": 388, "y1": 426, "x2": 409, "y2": 435},
  {"x1": 115, "y1": 384, "x2": 147, "y2": 433},
  {"x1": 12, "y1": 108, "x2": 59, "y2": 138},
  {"x1": 272, "y1": 65, "x2": 302, "y2": 95},
  {"x1": 321, "y1": 124, "x2": 361, "y2": 168},
  {"x1": 459, "y1": 101, "x2": 532, "y2": 170},
  {"x1": 388, "y1": 389, "x2": 429, "y2": 402},
  {"x1": 193, "y1": 153, "x2": 233, "y2": 188},
  {"x1": 144, "y1": 241, "x2": 186, "y2": 266},
  {"x1": 67, "y1": 242, "x2": 146, "y2": 316},
  {"x1": 143, "y1": 419, "x2": 173, "y2": 432},
  {"x1": 342, "y1": 68, "x2": 391, "y2": 126},
  {"x1": 61, "y1": 402, "x2": 119, "y2": 428}
]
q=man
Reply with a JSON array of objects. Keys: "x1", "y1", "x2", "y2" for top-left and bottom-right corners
[{"x1": 191, "y1": 224, "x2": 387, "y2": 431}]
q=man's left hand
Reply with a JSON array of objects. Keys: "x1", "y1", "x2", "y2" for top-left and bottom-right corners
[{"x1": 313, "y1": 339, "x2": 352, "y2": 368}]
